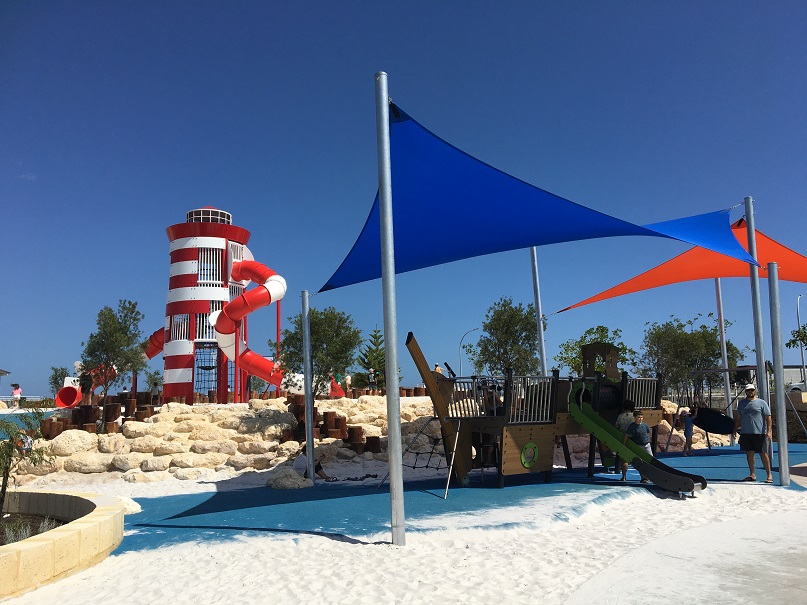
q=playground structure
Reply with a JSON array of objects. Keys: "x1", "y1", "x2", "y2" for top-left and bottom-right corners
[
  {"x1": 407, "y1": 332, "x2": 707, "y2": 494},
  {"x1": 58, "y1": 207, "x2": 286, "y2": 409},
  {"x1": 139, "y1": 207, "x2": 287, "y2": 404}
]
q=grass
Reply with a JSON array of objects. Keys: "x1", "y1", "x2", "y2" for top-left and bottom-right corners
[{"x1": 0, "y1": 513, "x2": 62, "y2": 545}]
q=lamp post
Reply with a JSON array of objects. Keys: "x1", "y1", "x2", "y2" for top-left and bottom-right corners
[
  {"x1": 459, "y1": 328, "x2": 479, "y2": 377},
  {"x1": 799, "y1": 295, "x2": 806, "y2": 383}
]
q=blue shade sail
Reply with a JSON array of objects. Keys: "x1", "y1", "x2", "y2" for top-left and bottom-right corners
[{"x1": 320, "y1": 105, "x2": 755, "y2": 292}]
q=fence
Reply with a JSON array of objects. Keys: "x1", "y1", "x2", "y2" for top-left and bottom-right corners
[{"x1": 444, "y1": 372, "x2": 556, "y2": 424}]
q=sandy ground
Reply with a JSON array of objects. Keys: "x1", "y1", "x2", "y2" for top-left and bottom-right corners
[{"x1": 7, "y1": 460, "x2": 807, "y2": 605}]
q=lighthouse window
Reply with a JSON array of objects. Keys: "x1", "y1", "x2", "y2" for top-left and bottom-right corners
[
  {"x1": 170, "y1": 314, "x2": 190, "y2": 341},
  {"x1": 198, "y1": 248, "x2": 222, "y2": 286}
]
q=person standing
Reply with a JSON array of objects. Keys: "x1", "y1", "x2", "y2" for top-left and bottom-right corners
[
  {"x1": 368, "y1": 368, "x2": 377, "y2": 393},
  {"x1": 734, "y1": 383, "x2": 773, "y2": 483},
  {"x1": 79, "y1": 372, "x2": 94, "y2": 405},
  {"x1": 151, "y1": 382, "x2": 161, "y2": 406},
  {"x1": 614, "y1": 400, "x2": 636, "y2": 479},
  {"x1": 682, "y1": 406, "x2": 698, "y2": 456},
  {"x1": 11, "y1": 384, "x2": 22, "y2": 408},
  {"x1": 623, "y1": 410, "x2": 652, "y2": 483}
]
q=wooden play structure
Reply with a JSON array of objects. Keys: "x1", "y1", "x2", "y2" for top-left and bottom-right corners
[{"x1": 406, "y1": 332, "x2": 706, "y2": 493}]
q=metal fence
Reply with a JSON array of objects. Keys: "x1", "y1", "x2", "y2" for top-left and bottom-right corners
[{"x1": 625, "y1": 377, "x2": 659, "y2": 409}]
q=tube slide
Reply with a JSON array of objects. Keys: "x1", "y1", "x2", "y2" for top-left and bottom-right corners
[
  {"x1": 55, "y1": 386, "x2": 83, "y2": 408},
  {"x1": 569, "y1": 399, "x2": 707, "y2": 493},
  {"x1": 210, "y1": 260, "x2": 287, "y2": 388}
]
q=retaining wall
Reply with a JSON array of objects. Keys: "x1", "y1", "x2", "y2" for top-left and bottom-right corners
[{"x1": 0, "y1": 490, "x2": 125, "y2": 599}]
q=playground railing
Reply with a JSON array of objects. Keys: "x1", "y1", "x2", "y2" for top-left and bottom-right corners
[
  {"x1": 447, "y1": 376, "x2": 506, "y2": 418},
  {"x1": 625, "y1": 377, "x2": 659, "y2": 410},
  {"x1": 506, "y1": 374, "x2": 555, "y2": 424}
]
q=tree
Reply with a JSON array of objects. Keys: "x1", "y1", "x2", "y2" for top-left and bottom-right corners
[
  {"x1": 0, "y1": 410, "x2": 49, "y2": 515},
  {"x1": 464, "y1": 297, "x2": 541, "y2": 376},
  {"x1": 270, "y1": 306, "x2": 363, "y2": 397},
  {"x1": 249, "y1": 375, "x2": 268, "y2": 396},
  {"x1": 553, "y1": 325, "x2": 638, "y2": 377},
  {"x1": 787, "y1": 326, "x2": 807, "y2": 352},
  {"x1": 638, "y1": 314, "x2": 745, "y2": 398},
  {"x1": 143, "y1": 368, "x2": 163, "y2": 391},
  {"x1": 48, "y1": 367, "x2": 70, "y2": 397},
  {"x1": 82, "y1": 300, "x2": 147, "y2": 430},
  {"x1": 354, "y1": 328, "x2": 387, "y2": 388}
]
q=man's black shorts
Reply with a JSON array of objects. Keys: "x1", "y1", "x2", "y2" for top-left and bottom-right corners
[{"x1": 739, "y1": 433, "x2": 766, "y2": 453}]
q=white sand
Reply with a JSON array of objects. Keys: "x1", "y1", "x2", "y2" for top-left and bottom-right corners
[{"x1": 9, "y1": 461, "x2": 807, "y2": 605}]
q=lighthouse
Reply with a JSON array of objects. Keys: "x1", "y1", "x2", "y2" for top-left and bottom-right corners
[{"x1": 162, "y1": 207, "x2": 251, "y2": 404}]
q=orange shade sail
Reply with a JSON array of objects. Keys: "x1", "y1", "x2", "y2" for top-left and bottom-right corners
[{"x1": 560, "y1": 219, "x2": 807, "y2": 312}]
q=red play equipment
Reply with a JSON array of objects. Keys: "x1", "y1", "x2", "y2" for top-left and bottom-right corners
[
  {"x1": 142, "y1": 207, "x2": 286, "y2": 404},
  {"x1": 55, "y1": 364, "x2": 117, "y2": 408}
]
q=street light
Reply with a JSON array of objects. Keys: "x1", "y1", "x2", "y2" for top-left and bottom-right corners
[
  {"x1": 799, "y1": 295, "x2": 806, "y2": 383},
  {"x1": 459, "y1": 328, "x2": 479, "y2": 377}
]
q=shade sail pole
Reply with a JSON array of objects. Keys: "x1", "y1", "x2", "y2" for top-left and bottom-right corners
[
  {"x1": 375, "y1": 71, "x2": 405, "y2": 546},
  {"x1": 715, "y1": 278, "x2": 735, "y2": 446},
  {"x1": 745, "y1": 196, "x2": 768, "y2": 404},
  {"x1": 768, "y1": 262, "x2": 790, "y2": 486},
  {"x1": 301, "y1": 290, "x2": 315, "y2": 482},
  {"x1": 530, "y1": 247, "x2": 548, "y2": 376}
]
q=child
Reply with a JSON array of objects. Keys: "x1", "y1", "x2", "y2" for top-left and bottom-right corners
[
  {"x1": 624, "y1": 410, "x2": 652, "y2": 483},
  {"x1": 615, "y1": 400, "x2": 636, "y2": 480},
  {"x1": 682, "y1": 406, "x2": 698, "y2": 456},
  {"x1": 293, "y1": 443, "x2": 336, "y2": 482}
]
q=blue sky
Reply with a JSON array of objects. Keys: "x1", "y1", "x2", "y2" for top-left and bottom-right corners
[{"x1": 2, "y1": 1, "x2": 806, "y2": 396}]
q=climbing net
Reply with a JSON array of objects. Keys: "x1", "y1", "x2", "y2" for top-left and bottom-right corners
[{"x1": 401, "y1": 417, "x2": 448, "y2": 471}]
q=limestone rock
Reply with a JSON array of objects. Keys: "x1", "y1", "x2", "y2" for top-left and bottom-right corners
[
  {"x1": 50, "y1": 430, "x2": 99, "y2": 456},
  {"x1": 173, "y1": 420, "x2": 210, "y2": 433},
  {"x1": 276, "y1": 440, "x2": 301, "y2": 459},
  {"x1": 16, "y1": 456, "x2": 64, "y2": 476},
  {"x1": 266, "y1": 466, "x2": 312, "y2": 489},
  {"x1": 171, "y1": 452, "x2": 230, "y2": 468},
  {"x1": 237, "y1": 440, "x2": 278, "y2": 455},
  {"x1": 141, "y1": 456, "x2": 172, "y2": 472},
  {"x1": 129, "y1": 435, "x2": 161, "y2": 453},
  {"x1": 191, "y1": 440, "x2": 238, "y2": 455},
  {"x1": 153, "y1": 440, "x2": 191, "y2": 456},
  {"x1": 63, "y1": 452, "x2": 115, "y2": 473},
  {"x1": 226, "y1": 452, "x2": 277, "y2": 470},
  {"x1": 169, "y1": 467, "x2": 213, "y2": 480},
  {"x1": 174, "y1": 413, "x2": 207, "y2": 423},
  {"x1": 229, "y1": 432, "x2": 264, "y2": 443},
  {"x1": 149, "y1": 413, "x2": 176, "y2": 423},
  {"x1": 115, "y1": 496, "x2": 142, "y2": 515},
  {"x1": 123, "y1": 469, "x2": 171, "y2": 483},
  {"x1": 336, "y1": 448, "x2": 358, "y2": 460},
  {"x1": 97, "y1": 434, "x2": 131, "y2": 454},
  {"x1": 161, "y1": 402, "x2": 193, "y2": 414},
  {"x1": 112, "y1": 452, "x2": 150, "y2": 471},
  {"x1": 188, "y1": 425, "x2": 236, "y2": 442},
  {"x1": 122, "y1": 421, "x2": 153, "y2": 439}
]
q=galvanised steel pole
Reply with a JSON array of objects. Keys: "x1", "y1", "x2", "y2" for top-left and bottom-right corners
[
  {"x1": 715, "y1": 278, "x2": 735, "y2": 446},
  {"x1": 798, "y1": 295, "x2": 806, "y2": 382},
  {"x1": 745, "y1": 197, "x2": 769, "y2": 404},
  {"x1": 301, "y1": 290, "x2": 315, "y2": 482},
  {"x1": 530, "y1": 247, "x2": 548, "y2": 376},
  {"x1": 375, "y1": 71, "x2": 405, "y2": 546},
  {"x1": 768, "y1": 263, "x2": 790, "y2": 486}
]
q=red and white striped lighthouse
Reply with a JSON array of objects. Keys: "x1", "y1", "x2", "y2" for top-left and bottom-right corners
[{"x1": 162, "y1": 207, "x2": 252, "y2": 404}]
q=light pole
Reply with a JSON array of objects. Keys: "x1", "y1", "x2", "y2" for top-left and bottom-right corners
[
  {"x1": 459, "y1": 328, "x2": 479, "y2": 377},
  {"x1": 799, "y1": 295, "x2": 806, "y2": 383}
]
